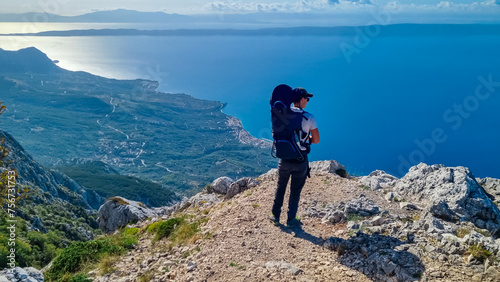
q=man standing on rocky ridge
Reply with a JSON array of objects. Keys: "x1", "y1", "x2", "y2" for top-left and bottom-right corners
[{"x1": 270, "y1": 87, "x2": 320, "y2": 228}]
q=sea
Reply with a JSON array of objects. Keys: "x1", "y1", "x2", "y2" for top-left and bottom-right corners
[{"x1": 1, "y1": 22, "x2": 499, "y2": 178}]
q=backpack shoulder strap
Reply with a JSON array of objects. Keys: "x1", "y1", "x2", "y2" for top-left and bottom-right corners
[{"x1": 301, "y1": 110, "x2": 309, "y2": 121}]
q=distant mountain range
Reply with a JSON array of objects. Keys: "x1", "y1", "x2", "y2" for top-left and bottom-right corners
[
  {"x1": 0, "y1": 47, "x2": 276, "y2": 197},
  {"x1": 0, "y1": 9, "x2": 192, "y2": 23},
  {"x1": 2, "y1": 24, "x2": 500, "y2": 37}
]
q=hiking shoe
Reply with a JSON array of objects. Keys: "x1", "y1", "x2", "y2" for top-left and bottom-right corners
[
  {"x1": 286, "y1": 218, "x2": 302, "y2": 228},
  {"x1": 269, "y1": 215, "x2": 280, "y2": 226}
]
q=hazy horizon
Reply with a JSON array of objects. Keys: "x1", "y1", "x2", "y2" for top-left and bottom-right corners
[{"x1": 1, "y1": 1, "x2": 500, "y2": 27}]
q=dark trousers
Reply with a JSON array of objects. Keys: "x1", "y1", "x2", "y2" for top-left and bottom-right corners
[{"x1": 271, "y1": 157, "x2": 308, "y2": 222}]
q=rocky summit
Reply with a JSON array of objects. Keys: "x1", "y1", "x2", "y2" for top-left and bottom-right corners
[{"x1": 78, "y1": 160, "x2": 500, "y2": 282}]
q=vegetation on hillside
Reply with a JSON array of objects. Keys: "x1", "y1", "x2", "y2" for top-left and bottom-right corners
[
  {"x1": 44, "y1": 213, "x2": 204, "y2": 281},
  {"x1": 0, "y1": 101, "x2": 100, "y2": 270},
  {"x1": 0, "y1": 215, "x2": 63, "y2": 269},
  {"x1": 57, "y1": 161, "x2": 179, "y2": 207},
  {"x1": 44, "y1": 228, "x2": 138, "y2": 281}
]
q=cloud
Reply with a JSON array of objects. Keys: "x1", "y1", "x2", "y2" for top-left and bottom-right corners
[
  {"x1": 205, "y1": 0, "x2": 375, "y2": 14},
  {"x1": 328, "y1": 0, "x2": 372, "y2": 5},
  {"x1": 203, "y1": 0, "x2": 500, "y2": 18}
]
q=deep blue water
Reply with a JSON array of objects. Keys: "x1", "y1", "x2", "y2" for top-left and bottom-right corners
[{"x1": 2, "y1": 31, "x2": 500, "y2": 178}]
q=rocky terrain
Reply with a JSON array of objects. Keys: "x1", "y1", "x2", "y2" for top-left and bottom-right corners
[{"x1": 73, "y1": 160, "x2": 500, "y2": 282}]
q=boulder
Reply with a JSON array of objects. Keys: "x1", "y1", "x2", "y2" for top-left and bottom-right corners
[
  {"x1": 186, "y1": 192, "x2": 222, "y2": 207},
  {"x1": 265, "y1": 261, "x2": 303, "y2": 276},
  {"x1": 309, "y1": 160, "x2": 349, "y2": 178},
  {"x1": 359, "y1": 170, "x2": 399, "y2": 190},
  {"x1": 259, "y1": 168, "x2": 278, "y2": 181},
  {"x1": 225, "y1": 177, "x2": 260, "y2": 199},
  {"x1": 399, "y1": 202, "x2": 422, "y2": 211},
  {"x1": 477, "y1": 177, "x2": 500, "y2": 202},
  {"x1": 97, "y1": 196, "x2": 157, "y2": 233},
  {"x1": 429, "y1": 201, "x2": 456, "y2": 222},
  {"x1": 342, "y1": 194, "x2": 380, "y2": 216},
  {"x1": 210, "y1": 176, "x2": 234, "y2": 194},
  {"x1": 324, "y1": 233, "x2": 425, "y2": 281},
  {"x1": 395, "y1": 163, "x2": 500, "y2": 237},
  {"x1": 322, "y1": 210, "x2": 347, "y2": 225}
]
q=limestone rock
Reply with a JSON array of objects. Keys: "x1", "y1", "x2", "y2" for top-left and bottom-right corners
[
  {"x1": 210, "y1": 177, "x2": 234, "y2": 194},
  {"x1": 395, "y1": 163, "x2": 500, "y2": 236},
  {"x1": 265, "y1": 261, "x2": 303, "y2": 275},
  {"x1": 97, "y1": 196, "x2": 157, "y2": 233},
  {"x1": 342, "y1": 194, "x2": 380, "y2": 216},
  {"x1": 429, "y1": 201, "x2": 456, "y2": 222},
  {"x1": 187, "y1": 192, "x2": 221, "y2": 208},
  {"x1": 0, "y1": 267, "x2": 44, "y2": 282},
  {"x1": 259, "y1": 168, "x2": 278, "y2": 181},
  {"x1": 309, "y1": 160, "x2": 349, "y2": 178},
  {"x1": 186, "y1": 261, "x2": 197, "y2": 272},
  {"x1": 225, "y1": 177, "x2": 260, "y2": 199},
  {"x1": 359, "y1": 170, "x2": 399, "y2": 190},
  {"x1": 399, "y1": 202, "x2": 422, "y2": 211},
  {"x1": 477, "y1": 177, "x2": 500, "y2": 202},
  {"x1": 370, "y1": 216, "x2": 386, "y2": 226},
  {"x1": 417, "y1": 212, "x2": 455, "y2": 235},
  {"x1": 385, "y1": 191, "x2": 401, "y2": 202},
  {"x1": 322, "y1": 210, "x2": 347, "y2": 225},
  {"x1": 324, "y1": 233, "x2": 425, "y2": 281}
]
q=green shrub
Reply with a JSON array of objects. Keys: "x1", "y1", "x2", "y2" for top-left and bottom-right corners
[
  {"x1": 170, "y1": 221, "x2": 199, "y2": 245},
  {"x1": 123, "y1": 227, "x2": 139, "y2": 236},
  {"x1": 153, "y1": 218, "x2": 182, "y2": 243},
  {"x1": 45, "y1": 232, "x2": 138, "y2": 281},
  {"x1": 467, "y1": 244, "x2": 492, "y2": 261},
  {"x1": 146, "y1": 222, "x2": 160, "y2": 233},
  {"x1": 46, "y1": 240, "x2": 105, "y2": 279}
]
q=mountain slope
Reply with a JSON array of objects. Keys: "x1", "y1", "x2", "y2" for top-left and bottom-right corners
[
  {"x1": 0, "y1": 47, "x2": 276, "y2": 195},
  {"x1": 56, "y1": 161, "x2": 180, "y2": 207},
  {"x1": 0, "y1": 129, "x2": 103, "y2": 269},
  {"x1": 0, "y1": 130, "x2": 102, "y2": 210}
]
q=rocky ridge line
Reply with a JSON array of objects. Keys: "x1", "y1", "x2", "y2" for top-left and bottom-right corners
[{"x1": 64, "y1": 161, "x2": 500, "y2": 281}]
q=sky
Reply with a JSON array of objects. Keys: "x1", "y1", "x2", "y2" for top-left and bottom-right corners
[{"x1": 3, "y1": 0, "x2": 500, "y2": 21}]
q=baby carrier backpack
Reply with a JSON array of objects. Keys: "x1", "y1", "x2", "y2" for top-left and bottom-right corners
[{"x1": 270, "y1": 84, "x2": 310, "y2": 161}]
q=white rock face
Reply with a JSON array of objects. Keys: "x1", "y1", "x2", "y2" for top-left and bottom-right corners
[
  {"x1": 309, "y1": 160, "x2": 349, "y2": 178},
  {"x1": 359, "y1": 170, "x2": 399, "y2": 190},
  {"x1": 210, "y1": 176, "x2": 234, "y2": 194},
  {"x1": 225, "y1": 177, "x2": 261, "y2": 199},
  {"x1": 259, "y1": 168, "x2": 278, "y2": 181},
  {"x1": 477, "y1": 177, "x2": 500, "y2": 202},
  {"x1": 0, "y1": 267, "x2": 44, "y2": 282},
  {"x1": 395, "y1": 163, "x2": 500, "y2": 236},
  {"x1": 97, "y1": 196, "x2": 158, "y2": 233}
]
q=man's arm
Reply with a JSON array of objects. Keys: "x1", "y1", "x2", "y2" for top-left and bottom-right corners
[{"x1": 310, "y1": 128, "x2": 320, "y2": 144}]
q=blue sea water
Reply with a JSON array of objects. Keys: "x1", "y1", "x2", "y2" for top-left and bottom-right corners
[{"x1": 2, "y1": 29, "x2": 500, "y2": 178}]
